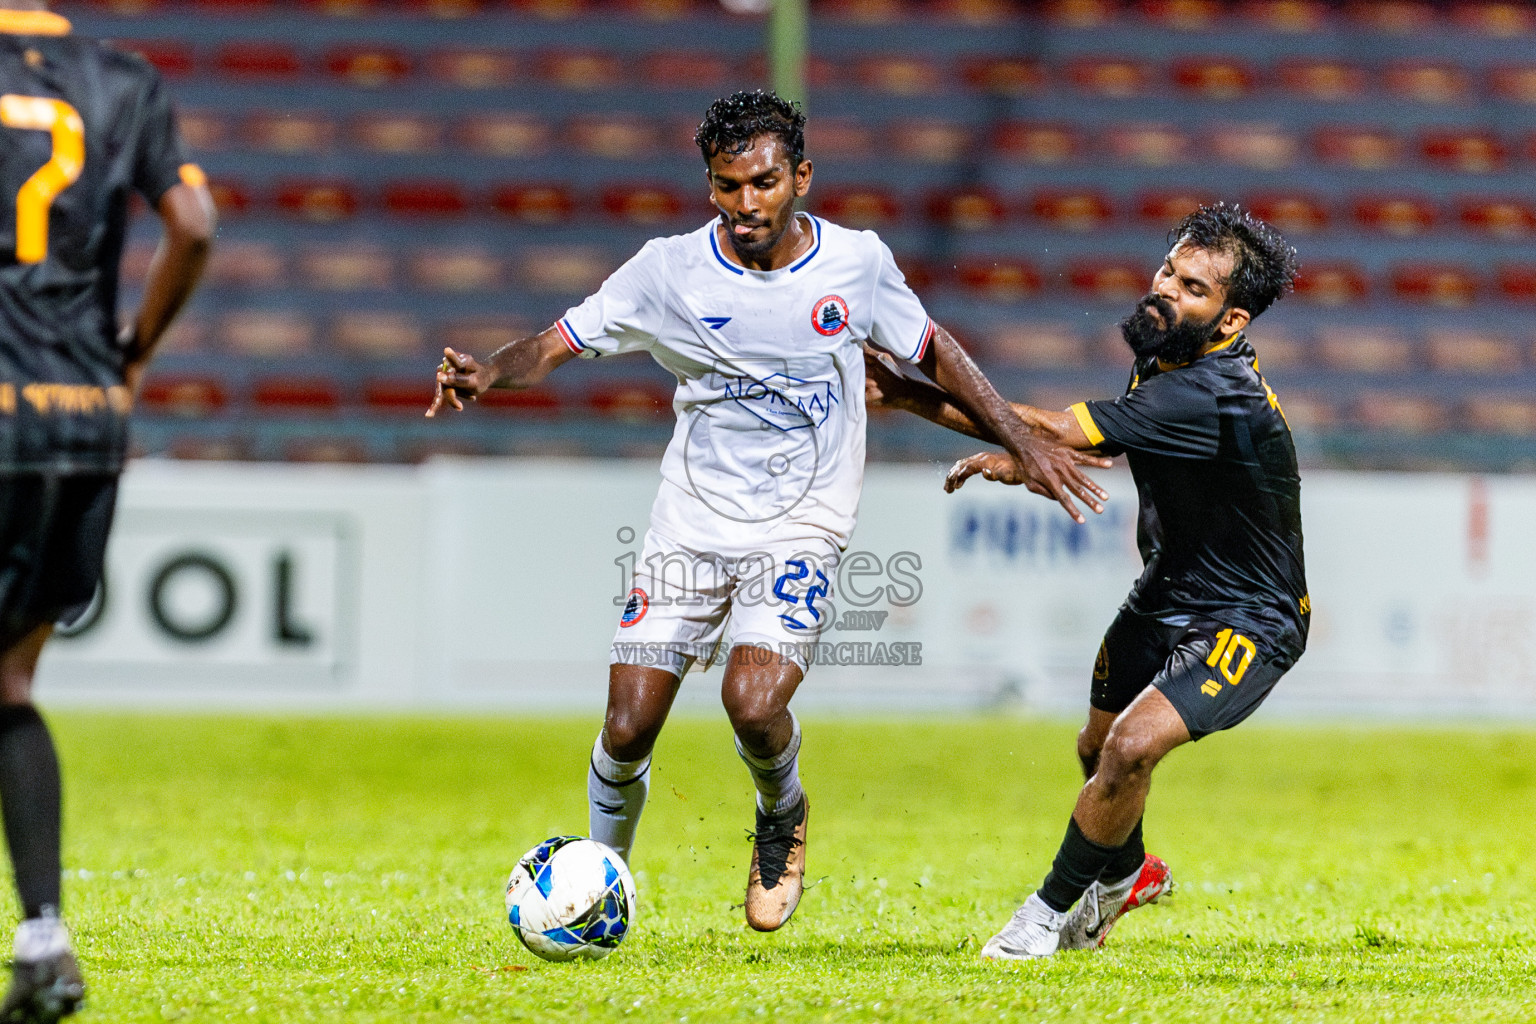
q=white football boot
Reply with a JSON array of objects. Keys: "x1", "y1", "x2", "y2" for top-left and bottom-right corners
[
  {"x1": 1060, "y1": 853, "x2": 1172, "y2": 951},
  {"x1": 980, "y1": 893, "x2": 1068, "y2": 960}
]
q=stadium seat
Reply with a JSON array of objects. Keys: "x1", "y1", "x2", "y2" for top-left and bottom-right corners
[
  {"x1": 1208, "y1": 124, "x2": 1299, "y2": 169},
  {"x1": 518, "y1": 246, "x2": 617, "y2": 294},
  {"x1": 220, "y1": 311, "x2": 317, "y2": 355},
  {"x1": 1068, "y1": 260, "x2": 1147, "y2": 303},
  {"x1": 1317, "y1": 328, "x2": 1415, "y2": 372},
  {"x1": 491, "y1": 183, "x2": 577, "y2": 224},
  {"x1": 1424, "y1": 330, "x2": 1522, "y2": 373},
  {"x1": 1450, "y1": 1, "x2": 1535, "y2": 35},
  {"x1": 306, "y1": 0, "x2": 384, "y2": 16},
  {"x1": 988, "y1": 322, "x2": 1085, "y2": 367},
  {"x1": 1345, "y1": 0, "x2": 1439, "y2": 33},
  {"x1": 588, "y1": 384, "x2": 672, "y2": 421},
  {"x1": 1103, "y1": 123, "x2": 1190, "y2": 167},
  {"x1": 383, "y1": 180, "x2": 469, "y2": 217},
  {"x1": 1172, "y1": 59, "x2": 1256, "y2": 100},
  {"x1": 928, "y1": 0, "x2": 1013, "y2": 26},
  {"x1": 855, "y1": 55, "x2": 944, "y2": 96},
  {"x1": 299, "y1": 245, "x2": 393, "y2": 291},
  {"x1": 601, "y1": 184, "x2": 688, "y2": 225},
  {"x1": 206, "y1": 179, "x2": 253, "y2": 218},
  {"x1": 1314, "y1": 126, "x2": 1404, "y2": 170},
  {"x1": 1243, "y1": 327, "x2": 1307, "y2": 369},
  {"x1": 331, "y1": 312, "x2": 426, "y2": 355},
  {"x1": 138, "y1": 375, "x2": 229, "y2": 417},
  {"x1": 1420, "y1": 131, "x2": 1508, "y2": 174},
  {"x1": 1068, "y1": 57, "x2": 1154, "y2": 98},
  {"x1": 955, "y1": 259, "x2": 1043, "y2": 302},
  {"x1": 1274, "y1": 59, "x2": 1370, "y2": 102},
  {"x1": 819, "y1": 0, "x2": 906, "y2": 22},
  {"x1": 90, "y1": 0, "x2": 169, "y2": 16},
  {"x1": 409, "y1": 246, "x2": 502, "y2": 292},
  {"x1": 190, "y1": 0, "x2": 275, "y2": 11},
  {"x1": 1488, "y1": 65, "x2": 1536, "y2": 103},
  {"x1": 1141, "y1": 0, "x2": 1226, "y2": 31},
  {"x1": 512, "y1": 0, "x2": 591, "y2": 18},
  {"x1": 364, "y1": 379, "x2": 438, "y2": 415},
  {"x1": 958, "y1": 57, "x2": 1047, "y2": 97},
  {"x1": 890, "y1": 254, "x2": 937, "y2": 292},
  {"x1": 325, "y1": 46, "x2": 413, "y2": 87},
  {"x1": 1292, "y1": 263, "x2": 1369, "y2": 305},
  {"x1": 352, "y1": 113, "x2": 441, "y2": 154},
  {"x1": 1464, "y1": 396, "x2": 1536, "y2": 434},
  {"x1": 1460, "y1": 198, "x2": 1536, "y2": 238},
  {"x1": 244, "y1": 112, "x2": 337, "y2": 154},
  {"x1": 166, "y1": 436, "x2": 249, "y2": 461},
  {"x1": 476, "y1": 387, "x2": 563, "y2": 414},
  {"x1": 177, "y1": 109, "x2": 228, "y2": 152},
  {"x1": 1136, "y1": 190, "x2": 1214, "y2": 226},
  {"x1": 116, "y1": 40, "x2": 195, "y2": 78},
  {"x1": 437, "y1": 316, "x2": 535, "y2": 356},
  {"x1": 640, "y1": 51, "x2": 728, "y2": 90},
  {"x1": 1391, "y1": 264, "x2": 1479, "y2": 307},
  {"x1": 891, "y1": 119, "x2": 970, "y2": 163},
  {"x1": 1384, "y1": 62, "x2": 1472, "y2": 104},
  {"x1": 283, "y1": 437, "x2": 371, "y2": 462},
  {"x1": 533, "y1": 50, "x2": 624, "y2": 90},
  {"x1": 1353, "y1": 195, "x2": 1438, "y2": 236},
  {"x1": 1352, "y1": 393, "x2": 1447, "y2": 434},
  {"x1": 253, "y1": 378, "x2": 341, "y2": 413},
  {"x1": 814, "y1": 188, "x2": 903, "y2": 229},
  {"x1": 925, "y1": 189, "x2": 1008, "y2": 231},
  {"x1": 1494, "y1": 264, "x2": 1536, "y2": 302},
  {"x1": 426, "y1": 49, "x2": 519, "y2": 88},
  {"x1": 1043, "y1": 0, "x2": 1116, "y2": 28},
  {"x1": 804, "y1": 118, "x2": 875, "y2": 159},
  {"x1": 1030, "y1": 189, "x2": 1114, "y2": 232},
  {"x1": 213, "y1": 42, "x2": 303, "y2": 80},
  {"x1": 458, "y1": 113, "x2": 551, "y2": 157},
  {"x1": 1248, "y1": 193, "x2": 1331, "y2": 234},
  {"x1": 570, "y1": 116, "x2": 657, "y2": 160},
  {"x1": 993, "y1": 121, "x2": 1081, "y2": 165},
  {"x1": 206, "y1": 242, "x2": 286, "y2": 288},
  {"x1": 276, "y1": 180, "x2": 360, "y2": 222},
  {"x1": 150, "y1": 317, "x2": 208, "y2": 355},
  {"x1": 1238, "y1": 0, "x2": 1330, "y2": 32}
]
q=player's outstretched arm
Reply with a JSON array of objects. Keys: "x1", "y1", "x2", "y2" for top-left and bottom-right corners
[
  {"x1": 426, "y1": 326, "x2": 577, "y2": 417},
  {"x1": 121, "y1": 182, "x2": 217, "y2": 396}
]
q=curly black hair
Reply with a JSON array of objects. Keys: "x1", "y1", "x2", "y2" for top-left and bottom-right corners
[
  {"x1": 694, "y1": 90, "x2": 806, "y2": 168},
  {"x1": 1169, "y1": 202, "x2": 1299, "y2": 319}
]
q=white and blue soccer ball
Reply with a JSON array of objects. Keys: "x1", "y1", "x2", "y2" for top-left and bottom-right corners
[{"x1": 505, "y1": 836, "x2": 636, "y2": 962}]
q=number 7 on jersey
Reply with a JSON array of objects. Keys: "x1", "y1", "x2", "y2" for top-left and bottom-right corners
[{"x1": 1, "y1": 94, "x2": 85, "y2": 264}]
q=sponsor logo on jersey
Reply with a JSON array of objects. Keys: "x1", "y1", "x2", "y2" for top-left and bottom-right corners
[
  {"x1": 619, "y1": 588, "x2": 649, "y2": 627},
  {"x1": 721, "y1": 373, "x2": 840, "y2": 431},
  {"x1": 811, "y1": 295, "x2": 849, "y2": 336},
  {"x1": 700, "y1": 316, "x2": 732, "y2": 330}
]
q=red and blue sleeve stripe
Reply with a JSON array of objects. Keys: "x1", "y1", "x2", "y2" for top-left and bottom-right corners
[
  {"x1": 556, "y1": 318, "x2": 586, "y2": 354},
  {"x1": 910, "y1": 319, "x2": 936, "y2": 362}
]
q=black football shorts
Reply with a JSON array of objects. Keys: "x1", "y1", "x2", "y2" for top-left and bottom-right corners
[
  {"x1": 1091, "y1": 607, "x2": 1295, "y2": 740},
  {"x1": 0, "y1": 474, "x2": 118, "y2": 650}
]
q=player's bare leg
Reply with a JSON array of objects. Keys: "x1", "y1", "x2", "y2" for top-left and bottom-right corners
[
  {"x1": 588, "y1": 664, "x2": 681, "y2": 865},
  {"x1": 0, "y1": 624, "x2": 82, "y2": 1023},
  {"x1": 721, "y1": 645, "x2": 808, "y2": 932}
]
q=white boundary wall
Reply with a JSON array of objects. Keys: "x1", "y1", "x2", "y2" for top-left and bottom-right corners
[{"x1": 35, "y1": 458, "x2": 1536, "y2": 718}]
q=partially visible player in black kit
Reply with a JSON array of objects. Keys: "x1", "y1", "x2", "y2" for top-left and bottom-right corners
[
  {"x1": 0, "y1": 3, "x2": 214, "y2": 1018},
  {"x1": 866, "y1": 203, "x2": 1307, "y2": 959}
]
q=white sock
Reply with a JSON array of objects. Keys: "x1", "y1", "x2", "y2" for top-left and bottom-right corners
[
  {"x1": 735, "y1": 712, "x2": 803, "y2": 817},
  {"x1": 587, "y1": 734, "x2": 650, "y2": 865},
  {"x1": 14, "y1": 915, "x2": 68, "y2": 963}
]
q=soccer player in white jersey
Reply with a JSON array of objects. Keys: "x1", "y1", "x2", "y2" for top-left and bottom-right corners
[{"x1": 428, "y1": 91, "x2": 1106, "y2": 931}]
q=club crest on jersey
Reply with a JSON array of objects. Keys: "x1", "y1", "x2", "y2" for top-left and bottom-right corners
[
  {"x1": 619, "y1": 588, "x2": 649, "y2": 627},
  {"x1": 811, "y1": 295, "x2": 850, "y2": 337}
]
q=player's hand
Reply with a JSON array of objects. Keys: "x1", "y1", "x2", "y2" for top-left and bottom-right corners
[
  {"x1": 862, "y1": 345, "x2": 908, "y2": 409},
  {"x1": 944, "y1": 444, "x2": 1108, "y2": 524},
  {"x1": 427, "y1": 348, "x2": 492, "y2": 417}
]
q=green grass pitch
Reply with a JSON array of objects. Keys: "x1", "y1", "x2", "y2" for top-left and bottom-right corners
[{"x1": 36, "y1": 713, "x2": 1536, "y2": 1022}]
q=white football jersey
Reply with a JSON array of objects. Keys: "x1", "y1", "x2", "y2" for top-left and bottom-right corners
[{"x1": 559, "y1": 214, "x2": 933, "y2": 553}]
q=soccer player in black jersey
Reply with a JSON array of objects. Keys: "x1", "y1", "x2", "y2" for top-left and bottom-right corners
[
  {"x1": 0, "y1": 3, "x2": 214, "y2": 1017},
  {"x1": 866, "y1": 203, "x2": 1306, "y2": 959}
]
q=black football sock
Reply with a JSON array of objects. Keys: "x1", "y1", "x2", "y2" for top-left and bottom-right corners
[
  {"x1": 1100, "y1": 817, "x2": 1145, "y2": 883},
  {"x1": 0, "y1": 705, "x2": 62, "y2": 919},
  {"x1": 1037, "y1": 817, "x2": 1117, "y2": 913}
]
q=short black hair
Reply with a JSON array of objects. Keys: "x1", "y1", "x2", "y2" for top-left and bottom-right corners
[
  {"x1": 695, "y1": 90, "x2": 806, "y2": 169},
  {"x1": 1169, "y1": 202, "x2": 1299, "y2": 319}
]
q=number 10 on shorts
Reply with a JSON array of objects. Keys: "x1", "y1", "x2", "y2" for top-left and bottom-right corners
[{"x1": 1201, "y1": 627, "x2": 1256, "y2": 697}]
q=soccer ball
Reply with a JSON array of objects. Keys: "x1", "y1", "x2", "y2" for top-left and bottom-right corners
[{"x1": 504, "y1": 836, "x2": 636, "y2": 962}]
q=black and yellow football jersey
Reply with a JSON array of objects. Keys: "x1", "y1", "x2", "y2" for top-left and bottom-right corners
[{"x1": 0, "y1": 8, "x2": 196, "y2": 472}]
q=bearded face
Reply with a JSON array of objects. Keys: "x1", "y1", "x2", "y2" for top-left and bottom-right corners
[{"x1": 1120, "y1": 293, "x2": 1228, "y2": 365}]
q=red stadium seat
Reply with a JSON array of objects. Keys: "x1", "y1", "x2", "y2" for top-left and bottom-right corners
[
  {"x1": 1172, "y1": 59, "x2": 1256, "y2": 100},
  {"x1": 1248, "y1": 193, "x2": 1331, "y2": 235},
  {"x1": 331, "y1": 313, "x2": 426, "y2": 356},
  {"x1": 1451, "y1": 1, "x2": 1536, "y2": 35},
  {"x1": 1237, "y1": 0, "x2": 1331, "y2": 32},
  {"x1": 1352, "y1": 195, "x2": 1438, "y2": 236},
  {"x1": 891, "y1": 119, "x2": 970, "y2": 163},
  {"x1": 588, "y1": 385, "x2": 672, "y2": 421},
  {"x1": 206, "y1": 180, "x2": 253, "y2": 218},
  {"x1": 437, "y1": 317, "x2": 535, "y2": 355},
  {"x1": 364, "y1": 380, "x2": 435, "y2": 415},
  {"x1": 993, "y1": 121, "x2": 1082, "y2": 165},
  {"x1": 891, "y1": 254, "x2": 938, "y2": 292},
  {"x1": 1068, "y1": 57, "x2": 1154, "y2": 99},
  {"x1": 533, "y1": 50, "x2": 623, "y2": 90},
  {"x1": 220, "y1": 312, "x2": 316, "y2": 355},
  {"x1": 1345, "y1": 0, "x2": 1439, "y2": 33},
  {"x1": 601, "y1": 184, "x2": 687, "y2": 225},
  {"x1": 1140, "y1": 0, "x2": 1225, "y2": 30},
  {"x1": 426, "y1": 49, "x2": 518, "y2": 88},
  {"x1": 352, "y1": 113, "x2": 441, "y2": 154},
  {"x1": 139, "y1": 375, "x2": 229, "y2": 417},
  {"x1": 115, "y1": 40, "x2": 194, "y2": 78},
  {"x1": 275, "y1": 180, "x2": 360, "y2": 222},
  {"x1": 1043, "y1": 0, "x2": 1117, "y2": 28},
  {"x1": 955, "y1": 259, "x2": 1043, "y2": 302},
  {"x1": 855, "y1": 55, "x2": 944, "y2": 96},
  {"x1": 1460, "y1": 197, "x2": 1536, "y2": 238},
  {"x1": 1030, "y1": 189, "x2": 1114, "y2": 232},
  {"x1": 814, "y1": 188, "x2": 903, "y2": 229},
  {"x1": 190, "y1": 0, "x2": 276, "y2": 11},
  {"x1": 458, "y1": 113, "x2": 551, "y2": 157},
  {"x1": 491, "y1": 184, "x2": 576, "y2": 224},
  {"x1": 640, "y1": 52, "x2": 728, "y2": 91},
  {"x1": 819, "y1": 0, "x2": 907, "y2": 22},
  {"x1": 410, "y1": 247, "x2": 502, "y2": 292},
  {"x1": 925, "y1": 189, "x2": 1008, "y2": 231},
  {"x1": 1384, "y1": 62, "x2": 1472, "y2": 105},
  {"x1": 1292, "y1": 264, "x2": 1369, "y2": 305},
  {"x1": 928, "y1": 0, "x2": 1013, "y2": 26},
  {"x1": 1488, "y1": 65, "x2": 1536, "y2": 103},
  {"x1": 253, "y1": 378, "x2": 339, "y2": 413},
  {"x1": 1317, "y1": 329, "x2": 1415, "y2": 372},
  {"x1": 383, "y1": 180, "x2": 468, "y2": 217},
  {"x1": 244, "y1": 111, "x2": 337, "y2": 154},
  {"x1": 1352, "y1": 394, "x2": 1447, "y2": 434},
  {"x1": 988, "y1": 323, "x2": 1087, "y2": 368},
  {"x1": 477, "y1": 387, "x2": 563, "y2": 415},
  {"x1": 570, "y1": 116, "x2": 657, "y2": 160},
  {"x1": 1425, "y1": 330, "x2": 1522, "y2": 373},
  {"x1": 742, "y1": 54, "x2": 837, "y2": 90},
  {"x1": 299, "y1": 245, "x2": 393, "y2": 291},
  {"x1": 518, "y1": 246, "x2": 617, "y2": 294},
  {"x1": 88, "y1": 0, "x2": 169, "y2": 14},
  {"x1": 1420, "y1": 130, "x2": 1508, "y2": 173},
  {"x1": 1465, "y1": 397, "x2": 1536, "y2": 434},
  {"x1": 958, "y1": 57, "x2": 1048, "y2": 98},
  {"x1": 177, "y1": 109, "x2": 228, "y2": 152},
  {"x1": 1103, "y1": 123, "x2": 1190, "y2": 167},
  {"x1": 214, "y1": 42, "x2": 303, "y2": 80},
  {"x1": 1069, "y1": 260, "x2": 1147, "y2": 303},
  {"x1": 206, "y1": 242, "x2": 286, "y2": 288},
  {"x1": 1314, "y1": 126, "x2": 1404, "y2": 170},
  {"x1": 306, "y1": 0, "x2": 384, "y2": 16},
  {"x1": 619, "y1": 0, "x2": 699, "y2": 18},
  {"x1": 510, "y1": 0, "x2": 590, "y2": 18},
  {"x1": 1274, "y1": 60, "x2": 1370, "y2": 102},
  {"x1": 1135, "y1": 190, "x2": 1215, "y2": 226},
  {"x1": 1391, "y1": 264, "x2": 1479, "y2": 307},
  {"x1": 325, "y1": 46, "x2": 413, "y2": 87},
  {"x1": 1207, "y1": 124, "x2": 1298, "y2": 169},
  {"x1": 804, "y1": 118, "x2": 875, "y2": 159},
  {"x1": 1495, "y1": 264, "x2": 1536, "y2": 302}
]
